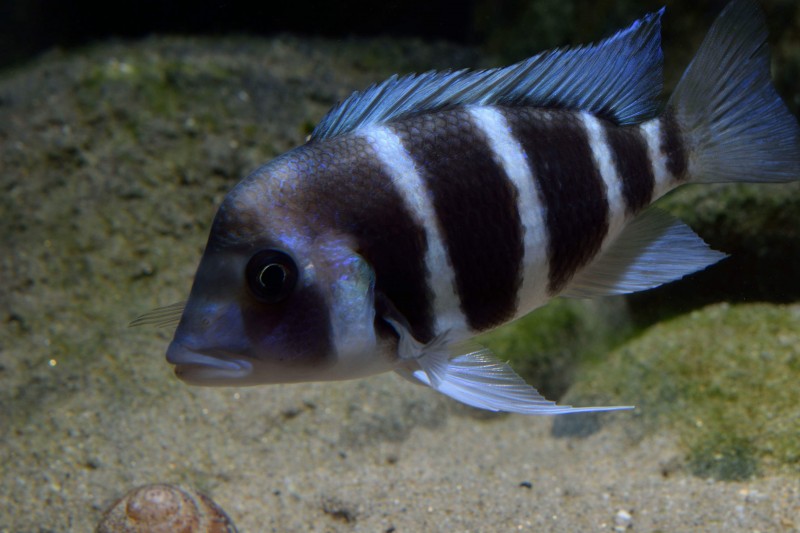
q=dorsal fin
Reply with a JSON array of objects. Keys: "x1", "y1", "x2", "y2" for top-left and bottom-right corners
[{"x1": 311, "y1": 8, "x2": 664, "y2": 141}]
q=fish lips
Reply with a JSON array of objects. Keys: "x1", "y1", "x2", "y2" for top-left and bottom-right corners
[{"x1": 166, "y1": 342, "x2": 253, "y2": 384}]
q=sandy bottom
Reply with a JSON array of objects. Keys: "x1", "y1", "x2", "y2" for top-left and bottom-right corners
[{"x1": 3, "y1": 366, "x2": 799, "y2": 531}]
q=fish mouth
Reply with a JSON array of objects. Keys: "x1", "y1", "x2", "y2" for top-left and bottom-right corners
[{"x1": 166, "y1": 342, "x2": 253, "y2": 384}]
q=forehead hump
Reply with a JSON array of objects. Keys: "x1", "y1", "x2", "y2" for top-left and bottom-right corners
[{"x1": 210, "y1": 168, "x2": 295, "y2": 248}]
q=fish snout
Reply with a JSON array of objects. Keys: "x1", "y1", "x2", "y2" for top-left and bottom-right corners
[{"x1": 166, "y1": 341, "x2": 253, "y2": 384}]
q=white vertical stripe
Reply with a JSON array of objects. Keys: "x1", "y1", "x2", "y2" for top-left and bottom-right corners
[
  {"x1": 580, "y1": 112, "x2": 627, "y2": 240},
  {"x1": 467, "y1": 106, "x2": 550, "y2": 316},
  {"x1": 358, "y1": 125, "x2": 469, "y2": 338},
  {"x1": 640, "y1": 118, "x2": 677, "y2": 199}
]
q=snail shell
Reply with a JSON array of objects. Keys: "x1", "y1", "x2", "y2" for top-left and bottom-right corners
[{"x1": 96, "y1": 483, "x2": 237, "y2": 533}]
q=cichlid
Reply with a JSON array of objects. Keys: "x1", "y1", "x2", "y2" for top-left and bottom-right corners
[{"x1": 137, "y1": 0, "x2": 799, "y2": 415}]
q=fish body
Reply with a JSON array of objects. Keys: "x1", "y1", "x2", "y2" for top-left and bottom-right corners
[{"x1": 153, "y1": 0, "x2": 800, "y2": 414}]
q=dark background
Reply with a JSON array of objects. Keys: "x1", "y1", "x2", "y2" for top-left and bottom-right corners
[
  {"x1": 3, "y1": 0, "x2": 479, "y2": 68},
  {"x1": 5, "y1": 1, "x2": 798, "y2": 114},
  {"x1": 7, "y1": 0, "x2": 799, "y2": 81},
  {"x1": 0, "y1": 0, "x2": 753, "y2": 70}
]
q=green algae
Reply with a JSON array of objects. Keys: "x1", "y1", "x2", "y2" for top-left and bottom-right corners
[
  {"x1": 81, "y1": 53, "x2": 236, "y2": 124},
  {"x1": 476, "y1": 298, "x2": 633, "y2": 400},
  {"x1": 688, "y1": 433, "x2": 759, "y2": 481},
  {"x1": 562, "y1": 302, "x2": 800, "y2": 478}
]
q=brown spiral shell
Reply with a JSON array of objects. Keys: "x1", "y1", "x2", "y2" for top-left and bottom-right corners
[{"x1": 96, "y1": 483, "x2": 238, "y2": 533}]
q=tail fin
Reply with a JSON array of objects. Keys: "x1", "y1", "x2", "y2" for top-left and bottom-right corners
[{"x1": 668, "y1": 0, "x2": 800, "y2": 183}]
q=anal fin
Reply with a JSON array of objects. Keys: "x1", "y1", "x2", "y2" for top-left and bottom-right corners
[{"x1": 562, "y1": 208, "x2": 727, "y2": 299}]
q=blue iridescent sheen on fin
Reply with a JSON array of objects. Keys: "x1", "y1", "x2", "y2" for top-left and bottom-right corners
[
  {"x1": 668, "y1": 0, "x2": 800, "y2": 183},
  {"x1": 561, "y1": 209, "x2": 728, "y2": 299},
  {"x1": 399, "y1": 347, "x2": 633, "y2": 415},
  {"x1": 311, "y1": 8, "x2": 664, "y2": 141}
]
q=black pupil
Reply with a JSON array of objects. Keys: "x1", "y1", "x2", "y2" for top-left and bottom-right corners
[
  {"x1": 258, "y1": 263, "x2": 286, "y2": 293},
  {"x1": 246, "y1": 249, "x2": 297, "y2": 303}
]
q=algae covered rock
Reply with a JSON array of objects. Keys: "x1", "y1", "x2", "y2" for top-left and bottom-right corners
[
  {"x1": 477, "y1": 298, "x2": 632, "y2": 401},
  {"x1": 628, "y1": 183, "x2": 800, "y2": 325},
  {"x1": 561, "y1": 302, "x2": 800, "y2": 479}
]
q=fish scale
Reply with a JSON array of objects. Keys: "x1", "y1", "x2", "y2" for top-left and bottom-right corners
[
  {"x1": 278, "y1": 133, "x2": 436, "y2": 343},
  {"x1": 604, "y1": 120, "x2": 657, "y2": 214},
  {"x1": 467, "y1": 106, "x2": 550, "y2": 321},
  {"x1": 391, "y1": 107, "x2": 525, "y2": 333}
]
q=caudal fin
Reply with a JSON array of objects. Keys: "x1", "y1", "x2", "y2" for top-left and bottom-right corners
[{"x1": 668, "y1": 0, "x2": 800, "y2": 184}]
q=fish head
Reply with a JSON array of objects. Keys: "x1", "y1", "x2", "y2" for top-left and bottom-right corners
[{"x1": 166, "y1": 172, "x2": 392, "y2": 386}]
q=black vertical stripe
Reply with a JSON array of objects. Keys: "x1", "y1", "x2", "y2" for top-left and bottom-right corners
[
  {"x1": 391, "y1": 109, "x2": 525, "y2": 332},
  {"x1": 661, "y1": 108, "x2": 688, "y2": 179},
  {"x1": 603, "y1": 122, "x2": 655, "y2": 215},
  {"x1": 239, "y1": 283, "x2": 335, "y2": 367},
  {"x1": 288, "y1": 135, "x2": 435, "y2": 343},
  {"x1": 501, "y1": 108, "x2": 609, "y2": 295}
]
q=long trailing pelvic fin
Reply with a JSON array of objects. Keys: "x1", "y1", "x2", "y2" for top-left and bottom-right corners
[
  {"x1": 384, "y1": 304, "x2": 632, "y2": 415},
  {"x1": 399, "y1": 347, "x2": 633, "y2": 416}
]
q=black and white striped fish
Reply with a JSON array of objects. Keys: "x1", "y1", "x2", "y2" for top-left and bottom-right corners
[{"x1": 153, "y1": 0, "x2": 800, "y2": 414}]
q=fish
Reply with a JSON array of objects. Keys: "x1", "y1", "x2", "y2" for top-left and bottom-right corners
[{"x1": 137, "y1": 0, "x2": 800, "y2": 415}]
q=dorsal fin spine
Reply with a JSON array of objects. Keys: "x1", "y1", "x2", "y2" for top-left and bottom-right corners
[{"x1": 311, "y1": 8, "x2": 664, "y2": 141}]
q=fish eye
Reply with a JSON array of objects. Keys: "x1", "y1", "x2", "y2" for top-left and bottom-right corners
[{"x1": 245, "y1": 249, "x2": 298, "y2": 303}]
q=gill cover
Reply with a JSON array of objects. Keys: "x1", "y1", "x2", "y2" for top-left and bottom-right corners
[{"x1": 165, "y1": 222, "x2": 391, "y2": 385}]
